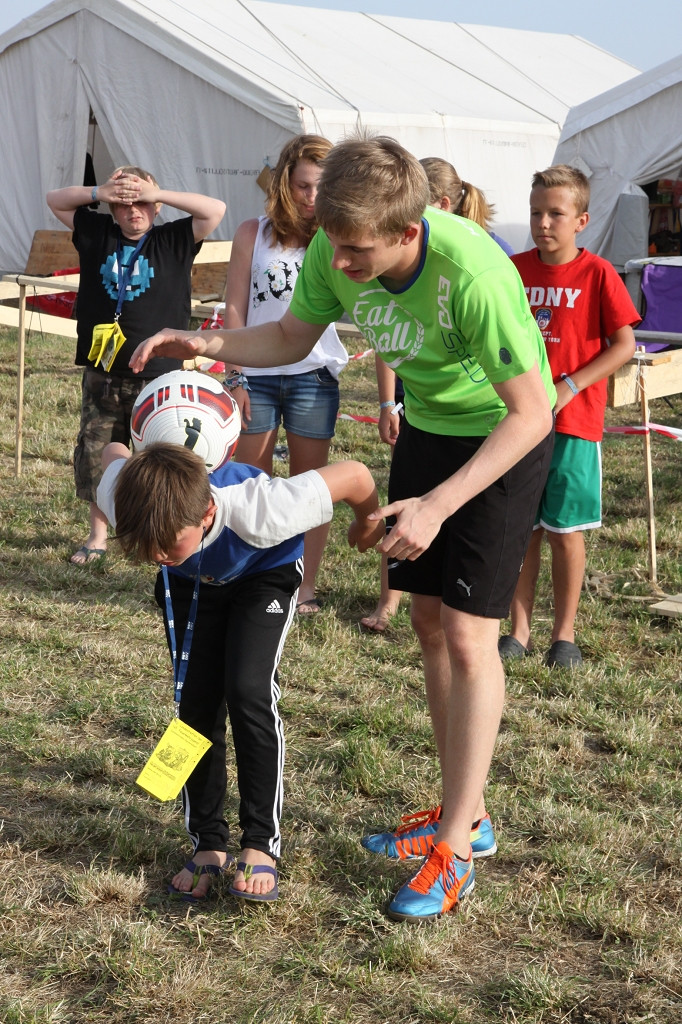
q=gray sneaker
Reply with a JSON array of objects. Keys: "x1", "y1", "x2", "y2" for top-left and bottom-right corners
[
  {"x1": 545, "y1": 641, "x2": 583, "y2": 668},
  {"x1": 498, "y1": 635, "x2": 529, "y2": 660}
]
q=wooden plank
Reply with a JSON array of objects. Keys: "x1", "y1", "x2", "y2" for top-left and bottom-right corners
[
  {"x1": 608, "y1": 349, "x2": 682, "y2": 408},
  {"x1": 24, "y1": 230, "x2": 78, "y2": 275},
  {"x1": 193, "y1": 240, "x2": 232, "y2": 264},
  {"x1": 336, "y1": 321, "x2": 366, "y2": 344},
  {"x1": 191, "y1": 262, "x2": 228, "y2": 299},
  {"x1": 22, "y1": 231, "x2": 231, "y2": 299},
  {"x1": 191, "y1": 301, "x2": 221, "y2": 319},
  {"x1": 650, "y1": 594, "x2": 682, "y2": 618},
  {"x1": 0, "y1": 302, "x2": 78, "y2": 338},
  {"x1": 23, "y1": 232, "x2": 230, "y2": 269},
  {"x1": 191, "y1": 264, "x2": 227, "y2": 299},
  {"x1": 2, "y1": 273, "x2": 80, "y2": 292},
  {"x1": 191, "y1": 240, "x2": 232, "y2": 300}
]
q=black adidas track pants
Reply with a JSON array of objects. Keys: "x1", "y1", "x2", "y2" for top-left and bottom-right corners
[{"x1": 155, "y1": 560, "x2": 302, "y2": 859}]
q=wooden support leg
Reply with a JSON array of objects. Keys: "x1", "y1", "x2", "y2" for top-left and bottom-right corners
[
  {"x1": 15, "y1": 284, "x2": 26, "y2": 478},
  {"x1": 638, "y1": 360, "x2": 657, "y2": 587}
]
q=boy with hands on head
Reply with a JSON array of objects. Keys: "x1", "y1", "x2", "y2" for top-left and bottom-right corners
[{"x1": 46, "y1": 166, "x2": 225, "y2": 566}]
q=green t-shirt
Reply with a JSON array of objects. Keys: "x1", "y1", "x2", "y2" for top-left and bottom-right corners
[{"x1": 290, "y1": 207, "x2": 556, "y2": 435}]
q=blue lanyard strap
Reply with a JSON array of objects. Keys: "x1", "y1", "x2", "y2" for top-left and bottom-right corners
[
  {"x1": 162, "y1": 544, "x2": 204, "y2": 712},
  {"x1": 114, "y1": 229, "x2": 151, "y2": 318}
]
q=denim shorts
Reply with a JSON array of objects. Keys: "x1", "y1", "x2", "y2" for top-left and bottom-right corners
[{"x1": 241, "y1": 368, "x2": 340, "y2": 440}]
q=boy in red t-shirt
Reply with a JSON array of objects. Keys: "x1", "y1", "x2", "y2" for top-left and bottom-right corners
[{"x1": 500, "y1": 164, "x2": 639, "y2": 668}]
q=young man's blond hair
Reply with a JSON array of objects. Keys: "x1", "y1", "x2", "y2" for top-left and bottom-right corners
[{"x1": 315, "y1": 135, "x2": 430, "y2": 239}]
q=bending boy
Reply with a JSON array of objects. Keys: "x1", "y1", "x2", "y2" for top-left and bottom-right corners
[
  {"x1": 97, "y1": 441, "x2": 382, "y2": 902},
  {"x1": 128, "y1": 136, "x2": 556, "y2": 921}
]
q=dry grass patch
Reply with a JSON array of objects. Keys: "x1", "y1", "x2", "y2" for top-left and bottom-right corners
[{"x1": 1, "y1": 326, "x2": 681, "y2": 1023}]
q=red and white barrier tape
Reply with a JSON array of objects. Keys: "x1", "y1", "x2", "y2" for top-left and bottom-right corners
[
  {"x1": 337, "y1": 419, "x2": 682, "y2": 436},
  {"x1": 338, "y1": 412, "x2": 379, "y2": 424},
  {"x1": 606, "y1": 423, "x2": 682, "y2": 440}
]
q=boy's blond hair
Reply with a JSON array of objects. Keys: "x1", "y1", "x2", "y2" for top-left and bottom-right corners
[
  {"x1": 112, "y1": 165, "x2": 159, "y2": 188},
  {"x1": 420, "y1": 157, "x2": 496, "y2": 231},
  {"x1": 266, "y1": 134, "x2": 333, "y2": 247},
  {"x1": 315, "y1": 135, "x2": 429, "y2": 239},
  {"x1": 114, "y1": 443, "x2": 211, "y2": 562},
  {"x1": 531, "y1": 164, "x2": 590, "y2": 216}
]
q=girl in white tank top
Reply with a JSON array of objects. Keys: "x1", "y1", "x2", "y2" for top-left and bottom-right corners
[{"x1": 223, "y1": 135, "x2": 348, "y2": 616}]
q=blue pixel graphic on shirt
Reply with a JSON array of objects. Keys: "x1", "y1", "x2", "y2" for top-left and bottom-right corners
[{"x1": 100, "y1": 247, "x2": 155, "y2": 302}]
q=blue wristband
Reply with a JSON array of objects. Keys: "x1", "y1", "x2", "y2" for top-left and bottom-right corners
[
  {"x1": 91, "y1": 186, "x2": 98, "y2": 202},
  {"x1": 560, "y1": 373, "x2": 579, "y2": 396},
  {"x1": 379, "y1": 400, "x2": 395, "y2": 409},
  {"x1": 225, "y1": 371, "x2": 249, "y2": 392}
]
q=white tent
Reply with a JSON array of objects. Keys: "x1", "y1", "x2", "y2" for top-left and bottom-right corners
[
  {"x1": 0, "y1": 0, "x2": 638, "y2": 273},
  {"x1": 553, "y1": 54, "x2": 682, "y2": 269}
]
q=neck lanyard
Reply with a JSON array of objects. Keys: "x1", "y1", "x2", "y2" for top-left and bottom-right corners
[
  {"x1": 114, "y1": 229, "x2": 151, "y2": 319},
  {"x1": 161, "y1": 539, "x2": 204, "y2": 714}
]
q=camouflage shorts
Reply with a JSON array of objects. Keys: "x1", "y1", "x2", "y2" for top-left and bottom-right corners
[{"x1": 73, "y1": 368, "x2": 148, "y2": 502}]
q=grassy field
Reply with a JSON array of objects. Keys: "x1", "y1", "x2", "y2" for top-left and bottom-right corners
[{"x1": 0, "y1": 323, "x2": 681, "y2": 1024}]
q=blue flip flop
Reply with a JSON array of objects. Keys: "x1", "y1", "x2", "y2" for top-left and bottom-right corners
[
  {"x1": 228, "y1": 861, "x2": 279, "y2": 902},
  {"x1": 167, "y1": 858, "x2": 231, "y2": 904}
]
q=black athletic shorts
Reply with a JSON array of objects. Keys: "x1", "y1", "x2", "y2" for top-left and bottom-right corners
[{"x1": 387, "y1": 419, "x2": 554, "y2": 618}]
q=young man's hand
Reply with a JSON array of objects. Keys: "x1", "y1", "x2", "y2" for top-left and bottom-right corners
[
  {"x1": 372, "y1": 495, "x2": 447, "y2": 561},
  {"x1": 129, "y1": 329, "x2": 207, "y2": 372}
]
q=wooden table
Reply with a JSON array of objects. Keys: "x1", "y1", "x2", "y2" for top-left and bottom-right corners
[
  {"x1": 1, "y1": 272, "x2": 80, "y2": 476},
  {"x1": 608, "y1": 335, "x2": 682, "y2": 587}
]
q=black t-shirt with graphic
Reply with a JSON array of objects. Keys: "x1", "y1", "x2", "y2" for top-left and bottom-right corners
[{"x1": 72, "y1": 208, "x2": 201, "y2": 379}]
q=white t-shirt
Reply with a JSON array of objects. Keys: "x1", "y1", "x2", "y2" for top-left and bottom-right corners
[{"x1": 241, "y1": 216, "x2": 348, "y2": 379}]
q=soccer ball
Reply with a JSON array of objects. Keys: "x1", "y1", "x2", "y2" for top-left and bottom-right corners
[{"x1": 131, "y1": 370, "x2": 241, "y2": 470}]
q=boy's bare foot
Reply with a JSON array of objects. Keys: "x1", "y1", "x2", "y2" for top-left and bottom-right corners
[
  {"x1": 170, "y1": 850, "x2": 230, "y2": 900},
  {"x1": 70, "y1": 529, "x2": 108, "y2": 565},
  {"x1": 360, "y1": 603, "x2": 399, "y2": 634},
  {"x1": 70, "y1": 545, "x2": 107, "y2": 565},
  {"x1": 230, "y1": 848, "x2": 277, "y2": 898}
]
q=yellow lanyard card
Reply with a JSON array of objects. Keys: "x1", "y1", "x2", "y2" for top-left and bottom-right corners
[
  {"x1": 136, "y1": 717, "x2": 212, "y2": 801},
  {"x1": 88, "y1": 321, "x2": 126, "y2": 370}
]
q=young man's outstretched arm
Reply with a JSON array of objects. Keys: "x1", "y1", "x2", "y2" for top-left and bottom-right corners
[{"x1": 129, "y1": 310, "x2": 326, "y2": 375}]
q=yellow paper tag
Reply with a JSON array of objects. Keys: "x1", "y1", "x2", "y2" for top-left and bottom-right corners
[
  {"x1": 136, "y1": 717, "x2": 212, "y2": 801},
  {"x1": 89, "y1": 322, "x2": 126, "y2": 370},
  {"x1": 87, "y1": 324, "x2": 106, "y2": 363}
]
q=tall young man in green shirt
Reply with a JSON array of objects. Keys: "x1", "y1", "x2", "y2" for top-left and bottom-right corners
[{"x1": 129, "y1": 136, "x2": 556, "y2": 922}]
